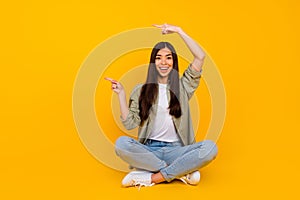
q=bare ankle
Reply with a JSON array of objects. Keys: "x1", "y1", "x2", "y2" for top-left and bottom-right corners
[{"x1": 151, "y1": 172, "x2": 166, "y2": 184}]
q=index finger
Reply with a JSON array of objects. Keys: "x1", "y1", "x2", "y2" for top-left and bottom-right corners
[
  {"x1": 104, "y1": 77, "x2": 117, "y2": 83},
  {"x1": 152, "y1": 24, "x2": 163, "y2": 28}
]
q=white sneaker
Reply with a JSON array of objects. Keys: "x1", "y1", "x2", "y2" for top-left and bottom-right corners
[
  {"x1": 121, "y1": 171, "x2": 154, "y2": 189},
  {"x1": 178, "y1": 170, "x2": 201, "y2": 185}
]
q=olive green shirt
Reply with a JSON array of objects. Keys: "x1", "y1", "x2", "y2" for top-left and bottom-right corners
[{"x1": 121, "y1": 65, "x2": 202, "y2": 146}]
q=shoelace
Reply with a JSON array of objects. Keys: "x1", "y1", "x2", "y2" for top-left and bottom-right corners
[
  {"x1": 133, "y1": 181, "x2": 155, "y2": 190},
  {"x1": 179, "y1": 173, "x2": 194, "y2": 185},
  {"x1": 179, "y1": 176, "x2": 189, "y2": 185},
  {"x1": 131, "y1": 175, "x2": 154, "y2": 190}
]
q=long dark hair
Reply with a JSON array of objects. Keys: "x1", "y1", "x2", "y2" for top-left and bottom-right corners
[{"x1": 139, "y1": 42, "x2": 181, "y2": 125}]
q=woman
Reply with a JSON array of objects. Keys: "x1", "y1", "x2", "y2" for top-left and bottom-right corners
[{"x1": 105, "y1": 24, "x2": 218, "y2": 188}]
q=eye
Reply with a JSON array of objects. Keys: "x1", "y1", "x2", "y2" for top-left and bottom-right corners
[
  {"x1": 155, "y1": 57, "x2": 161, "y2": 60},
  {"x1": 167, "y1": 57, "x2": 172, "y2": 60}
]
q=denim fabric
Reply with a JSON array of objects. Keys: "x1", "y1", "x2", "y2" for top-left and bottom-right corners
[
  {"x1": 121, "y1": 66, "x2": 202, "y2": 145},
  {"x1": 115, "y1": 136, "x2": 218, "y2": 182}
]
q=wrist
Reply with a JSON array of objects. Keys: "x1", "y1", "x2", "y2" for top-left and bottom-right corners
[
  {"x1": 118, "y1": 90, "x2": 126, "y2": 97},
  {"x1": 176, "y1": 27, "x2": 183, "y2": 34}
]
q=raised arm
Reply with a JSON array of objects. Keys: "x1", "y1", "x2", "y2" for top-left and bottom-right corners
[
  {"x1": 105, "y1": 77, "x2": 129, "y2": 120},
  {"x1": 153, "y1": 24, "x2": 205, "y2": 72}
]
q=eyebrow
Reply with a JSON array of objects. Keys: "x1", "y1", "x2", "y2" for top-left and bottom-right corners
[{"x1": 156, "y1": 53, "x2": 172, "y2": 56}]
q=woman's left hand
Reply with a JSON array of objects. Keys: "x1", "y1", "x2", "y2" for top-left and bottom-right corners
[{"x1": 153, "y1": 23, "x2": 182, "y2": 35}]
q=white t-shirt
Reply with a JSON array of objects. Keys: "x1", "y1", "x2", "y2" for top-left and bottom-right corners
[{"x1": 148, "y1": 83, "x2": 180, "y2": 142}]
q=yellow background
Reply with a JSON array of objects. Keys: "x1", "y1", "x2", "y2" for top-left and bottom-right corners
[{"x1": 1, "y1": 0, "x2": 300, "y2": 199}]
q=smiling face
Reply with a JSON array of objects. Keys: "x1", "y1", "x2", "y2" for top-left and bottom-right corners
[{"x1": 155, "y1": 47, "x2": 174, "y2": 84}]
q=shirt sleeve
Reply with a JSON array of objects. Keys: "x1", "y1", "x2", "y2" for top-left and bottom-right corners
[
  {"x1": 120, "y1": 84, "x2": 142, "y2": 130},
  {"x1": 180, "y1": 64, "x2": 202, "y2": 100}
]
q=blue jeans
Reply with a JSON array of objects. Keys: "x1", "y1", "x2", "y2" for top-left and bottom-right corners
[{"x1": 115, "y1": 136, "x2": 218, "y2": 182}]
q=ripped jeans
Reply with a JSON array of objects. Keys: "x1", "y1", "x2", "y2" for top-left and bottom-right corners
[{"x1": 115, "y1": 136, "x2": 218, "y2": 182}]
